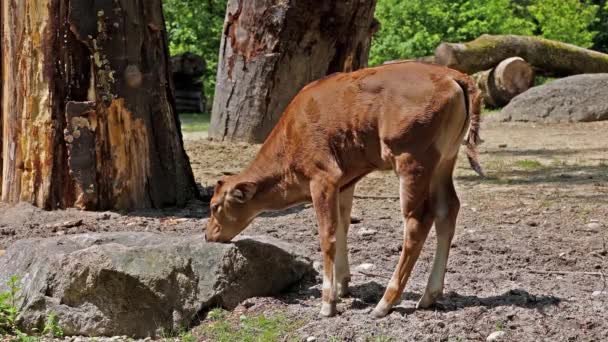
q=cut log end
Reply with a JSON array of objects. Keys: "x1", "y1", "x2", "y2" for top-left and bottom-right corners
[
  {"x1": 495, "y1": 57, "x2": 534, "y2": 96},
  {"x1": 475, "y1": 57, "x2": 534, "y2": 108}
]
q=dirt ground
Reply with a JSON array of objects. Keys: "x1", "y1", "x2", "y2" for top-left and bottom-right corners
[{"x1": 1, "y1": 119, "x2": 607, "y2": 341}]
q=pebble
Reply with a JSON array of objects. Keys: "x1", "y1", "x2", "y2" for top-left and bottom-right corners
[
  {"x1": 0, "y1": 250, "x2": 5, "y2": 257},
  {"x1": 486, "y1": 331, "x2": 506, "y2": 341},
  {"x1": 306, "y1": 337, "x2": 317, "y2": 342},
  {"x1": 587, "y1": 222, "x2": 602, "y2": 230},
  {"x1": 358, "y1": 228, "x2": 378, "y2": 237},
  {"x1": 592, "y1": 291, "x2": 606, "y2": 297},
  {"x1": 355, "y1": 263, "x2": 375, "y2": 272}
]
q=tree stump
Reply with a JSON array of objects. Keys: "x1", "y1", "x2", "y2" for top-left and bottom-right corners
[
  {"x1": 474, "y1": 57, "x2": 535, "y2": 108},
  {"x1": 435, "y1": 34, "x2": 608, "y2": 76},
  {"x1": 171, "y1": 53, "x2": 208, "y2": 113},
  {"x1": 209, "y1": 0, "x2": 379, "y2": 143},
  {"x1": 0, "y1": 0, "x2": 198, "y2": 210}
]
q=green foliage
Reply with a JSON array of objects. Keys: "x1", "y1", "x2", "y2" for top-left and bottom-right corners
[
  {"x1": 1, "y1": 277, "x2": 63, "y2": 341},
  {"x1": 42, "y1": 312, "x2": 63, "y2": 338},
  {"x1": 200, "y1": 309, "x2": 302, "y2": 342},
  {"x1": 370, "y1": 0, "x2": 602, "y2": 64},
  {"x1": 529, "y1": 0, "x2": 599, "y2": 47},
  {"x1": 163, "y1": 0, "x2": 227, "y2": 108},
  {"x1": 591, "y1": 0, "x2": 608, "y2": 52},
  {"x1": 370, "y1": 0, "x2": 535, "y2": 65},
  {"x1": 0, "y1": 276, "x2": 21, "y2": 335}
]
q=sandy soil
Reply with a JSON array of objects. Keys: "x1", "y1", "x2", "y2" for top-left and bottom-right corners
[{"x1": 1, "y1": 120, "x2": 607, "y2": 341}]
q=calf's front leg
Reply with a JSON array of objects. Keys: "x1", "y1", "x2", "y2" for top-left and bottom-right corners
[{"x1": 311, "y1": 181, "x2": 341, "y2": 317}]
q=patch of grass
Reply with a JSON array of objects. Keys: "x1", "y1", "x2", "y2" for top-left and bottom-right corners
[
  {"x1": 495, "y1": 319, "x2": 505, "y2": 332},
  {"x1": 514, "y1": 159, "x2": 543, "y2": 169},
  {"x1": 42, "y1": 312, "x2": 63, "y2": 338},
  {"x1": 200, "y1": 309, "x2": 302, "y2": 342},
  {"x1": 1, "y1": 277, "x2": 64, "y2": 341},
  {"x1": 481, "y1": 107, "x2": 501, "y2": 115},
  {"x1": 0, "y1": 276, "x2": 21, "y2": 335},
  {"x1": 179, "y1": 113, "x2": 210, "y2": 133}
]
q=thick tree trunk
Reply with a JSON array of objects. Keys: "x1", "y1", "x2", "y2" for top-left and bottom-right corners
[
  {"x1": 1, "y1": 0, "x2": 198, "y2": 210},
  {"x1": 210, "y1": 0, "x2": 378, "y2": 143},
  {"x1": 435, "y1": 34, "x2": 608, "y2": 76},
  {"x1": 474, "y1": 57, "x2": 535, "y2": 108}
]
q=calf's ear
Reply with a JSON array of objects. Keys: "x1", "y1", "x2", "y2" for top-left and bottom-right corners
[{"x1": 227, "y1": 182, "x2": 258, "y2": 203}]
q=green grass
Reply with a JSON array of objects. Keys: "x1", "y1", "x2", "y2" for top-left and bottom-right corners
[
  {"x1": 514, "y1": 159, "x2": 543, "y2": 169},
  {"x1": 1, "y1": 276, "x2": 64, "y2": 341},
  {"x1": 199, "y1": 308, "x2": 302, "y2": 342},
  {"x1": 179, "y1": 112, "x2": 210, "y2": 133}
]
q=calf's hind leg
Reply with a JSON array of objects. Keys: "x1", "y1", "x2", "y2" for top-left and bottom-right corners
[
  {"x1": 418, "y1": 157, "x2": 460, "y2": 309},
  {"x1": 372, "y1": 153, "x2": 437, "y2": 318},
  {"x1": 335, "y1": 185, "x2": 355, "y2": 298}
]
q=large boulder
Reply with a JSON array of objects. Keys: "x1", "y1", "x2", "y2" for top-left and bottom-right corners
[
  {"x1": 0, "y1": 233, "x2": 313, "y2": 338},
  {"x1": 499, "y1": 74, "x2": 608, "y2": 123}
]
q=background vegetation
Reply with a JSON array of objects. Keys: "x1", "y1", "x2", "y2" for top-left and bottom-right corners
[{"x1": 162, "y1": 0, "x2": 608, "y2": 112}]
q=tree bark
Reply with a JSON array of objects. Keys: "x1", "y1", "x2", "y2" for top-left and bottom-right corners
[
  {"x1": 435, "y1": 34, "x2": 608, "y2": 76},
  {"x1": 474, "y1": 57, "x2": 535, "y2": 108},
  {"x1": 1, "y1": 0, "x2": 198, "y2": 210},
  {"x1": 210, "y1": 0, "x2": 378, "y2": 143}
]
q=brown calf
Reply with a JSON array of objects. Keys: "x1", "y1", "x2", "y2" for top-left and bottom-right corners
[{"x1": 206, "y1": 62, "x2": 483, "y2": 318}]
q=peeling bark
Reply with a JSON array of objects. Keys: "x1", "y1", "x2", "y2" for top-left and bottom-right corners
[
  {"x1": 1, "y1": 0, "x2": 198, "y2": 210},
  {"x1": 210, "y1": 0, "x2": 378, "y2": 143}
]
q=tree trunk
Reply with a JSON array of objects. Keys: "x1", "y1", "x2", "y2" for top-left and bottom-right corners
[
  {"x1": 474, "y1": 57, "x2": 535, "y2": 108},
  {"x1": 1, "y1": 0, "x2": 198, "y2": 210},
  {"x1": 210, "y1": 0, "x2": 378, "y2": 143},
  {"x1": 435, "y1": 34, "x2": 608, "y2": 76}
]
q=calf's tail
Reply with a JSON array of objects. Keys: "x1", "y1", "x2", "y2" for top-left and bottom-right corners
[{"x1": 453, "y1": 75, "x2": 485, "y2": 177}]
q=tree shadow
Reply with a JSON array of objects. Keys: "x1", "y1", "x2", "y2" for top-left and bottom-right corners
[
  {"x1": 458, "y1": 163, "x2": 608, "y2": 186},
  {"x1": 480, "y1": 147, "x2": 607, "y2": 158}
]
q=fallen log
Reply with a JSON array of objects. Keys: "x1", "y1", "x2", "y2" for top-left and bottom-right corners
[
  {"x1": 435, "y1": 34, "x2": 608, "y2": 76},
  {"x1": 474, "y1": 57, "x2": 534, "y2": 108}
]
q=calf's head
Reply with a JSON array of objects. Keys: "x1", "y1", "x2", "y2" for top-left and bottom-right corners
[{"x1": 205, "y1": 176, "x2": 258, "y2": 243}]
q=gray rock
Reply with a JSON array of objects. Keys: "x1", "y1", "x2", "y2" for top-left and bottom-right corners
[
  {"x1": 0, "y1": 232, "x2": 313, "y2": 338},
  {"x1": 499, "y1": 74, "x2": 608, "y2": 123}
]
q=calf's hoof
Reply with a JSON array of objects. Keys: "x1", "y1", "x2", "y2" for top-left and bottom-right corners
[
  {"x1": 416, "y1": 291, "x2": 442, "y2": 309},
  {"x1": 319, "y1": 302, "x2": 337, "y2": 317},
  {"x1": 371, "y1": 299, "x2": 392, "y2": 318}
]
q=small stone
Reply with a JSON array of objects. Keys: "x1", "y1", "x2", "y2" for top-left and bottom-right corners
[
  {"x1": 355, "y1": 263, "x2": 375, "y2": 272},
  {"x1": 358, "y1": 228, "x2": 378, "y2": 237},
  {"x1": 587, "y1": 222, "x2": 601, "y2": 230},
  {"x1": 0, "y1": 250, "x2": 5, "y2": 257},
  {"x1": 592, "y1": 291, "x2": 606, "y2": 297},
  {"x1": 306, "y1": 337, "x2": 317, "y2": 342},
  {"x1": 62, "y1": 219, "x2": 84, "y2": 228},
  {"x1": 487, "y1": 331, "x2": 506, "y2": 341},
  {"x1": 498, "y1": 144, "x2": 508, "y2": 148}
]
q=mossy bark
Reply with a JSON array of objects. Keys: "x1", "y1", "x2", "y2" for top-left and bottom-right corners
[
  {"x1": 1, "y1": 0, "x2": 198, "y2": 210},
  {"x1": 210, "y1": 0, "x2": 379, "y2": 143},
  {"x1": 436, "y1": 34, "x2": 608, "y2": 76}
]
